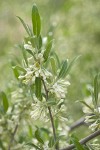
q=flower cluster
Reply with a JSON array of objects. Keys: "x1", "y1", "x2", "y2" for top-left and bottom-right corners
[
  {"x1": 49, "y1": 79, "x2": 70, "y2": 99},
  {"x1": 82, "y1": 94, "x2": 100, "y2": 131},
  {"x1": 89, "y1": 139, "x2": 100, "y2": 150},
  {"x1": 18, "y1": 42, "x2": 53, "y2": 85}
]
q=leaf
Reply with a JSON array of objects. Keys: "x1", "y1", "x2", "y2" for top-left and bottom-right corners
[
  {"x1": 35, "y1": 77, "x2": 42, "y2": 100},
  {"x1": 53, "y1": 52, "x2": 60, "y2": 68},
  {"x1": 17, "y1": 16, "x2": 32, "y2": 36},
  {"x1": 26, "y1": 24, "x2": 33, "y2": 36},
  {"x1": 71, "y1": 135, "x2": 85, "y2": 150},
  {"x1": 80, "y1": 100, "x2": 94, "y2": 112},
  {"x1": 14, "y1": 65, "x2": 26, "y2": 73},
  {"x1": 0, "y1": 140, "x2": 6, "y2": 150},
  {"x1": 28, "y1": 125, "x2": 33, "y2": 138},
  {"x1": 43, "y1": 40, "x2": 53, "y2": 62},
  {"x1": 65, "y1": 55, "x2": 81, "y2": 76},
  {"x1": 47, "y1": 99, "x2": 56, "y2": 106},
  {"x1": 50, "y1": 57, "x2": 56, "y2": 75},
  {"x1": 26, "y1": 142, "x2": 41, "y2": 150},
  {"x1": 94, "y1": 74, "x2": 98, "y2": 107},
  {"x1": 57, "y1": 60, "x2": 68, "y2": 79},
  {"x1": 1, "y1": 92, "x2": 9, "y2": 112},
  {"x1": 38, "y1": 35, "x2": 42, "y2": 50},
  {"x1": 12, "y1": 65, "x2": 19, "y2": 79},
  {"x1": 19, "y1": 44, "x2": 28, "y2": 66},
  {"x1": 35, "y1": 129, "x2": 44, "y2": 144},
  {"x1": 26, "y1": 49, "x2": 34, "y2": 57},
  {"x1": 32, "y1": 4, "x2": 41, "y2": 37},
  {"x1": 48, "y1": 136, "x2": 55, "y2": 148}
]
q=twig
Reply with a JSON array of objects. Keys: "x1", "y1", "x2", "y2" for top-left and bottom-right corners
[
  {"x1": 8, "y1": 106, "x2": 27, "y2": 150},
  {"x1": 69, "y1": 117, "x2": 85, "y2": 131},
  {"x1": 42, "y1": 79, "x2": 59, "y2": 150},
  {"x1": 61, "y1": 130, "x2": 100, "y2": 150},
  {"x1": 8, "y1": 124, "x2": 18, "y2": 150}
]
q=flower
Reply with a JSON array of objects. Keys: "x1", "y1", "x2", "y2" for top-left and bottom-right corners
[
  {"x1": 24, "y1": 41, "x2": 33, "y2": 50},
  {"x1": 18, "y1": 62, "x2": 52, "y2": 85},
  {"x1": 83, "y1": 94, "x2": 100, "y2": 131},
  {"x1": 30, "y1": 95, "x2": 48, "y2": 121},
  {"x1": 49, "y1": 79, "x2": 70, "y2": 99},
  {"x1": 89, "y1": 139, "x2": 100, "y2": 150}
]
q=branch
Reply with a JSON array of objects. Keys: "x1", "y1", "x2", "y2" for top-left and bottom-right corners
[
  {"x1": 8, "y1": 124, "x2": 18, "y2": 150},
  {"x1": 42, "y1": 79, "x2": 59, "y2": 150},
  {"x1": 61, "y1": 130, "x2": 100, "y2": 150},
  {"x1": 8, "y1": 107, "x2": 27, "y2": 150},
  {"x1": 69, "y1": 117, "x2": 86, "y2": 131}
]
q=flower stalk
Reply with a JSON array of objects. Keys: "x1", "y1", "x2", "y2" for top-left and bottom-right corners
[
  {"x1": 8, "y1": 124, "x2": 18, "y2": 150},
  {"x1": 42, "y1": 79, "x2": 59, "y2": 150}
]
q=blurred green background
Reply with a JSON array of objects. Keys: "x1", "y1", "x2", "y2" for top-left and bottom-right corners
[{"x1": 0, "y1": 0, "x2": 100, "y2": 137}]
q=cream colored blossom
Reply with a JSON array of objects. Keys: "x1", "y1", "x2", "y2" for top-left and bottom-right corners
[{"x1": 49, "y1": 79, "x2": 70, "y2": 99}]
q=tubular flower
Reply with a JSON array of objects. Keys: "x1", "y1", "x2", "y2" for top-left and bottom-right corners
[
  {"x1": 18, "y1": 62, "x2": 52, "y2": 85},
  {"x1": 49, "y1": 79, "x2": 70, "y2": 99},
  {"x1": 83, "y1": 94, "x2": 100, "y2": 131}
]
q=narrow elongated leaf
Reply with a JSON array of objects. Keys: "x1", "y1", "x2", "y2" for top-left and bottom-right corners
[
  {"x1": 18, "y1": 44, "x2": 28, "y2": 66},
  {"x1": 43, "y1": 40, "x2": 53, "y2": 62},
  {"x1": 28, "y1": 125, "x2": 33, "y2": 138},
  {"x1": 17, "y1": 16, "x2": 32, "y2": 36},
  {"x1": 35, "y1": 77, "x2": 42, "y2": 100},
  {"x1": 53, "y1": 52, "x2": 60, "y2": 68},
  {"x1": 71, "y1": 135, "x2": 85, "y2": 150},
  {"x1": 80, "y1": 100, "x2": 94, "y2": 111},
  {"x1": 26, "y1": 49, "x2": 34, "y2": 57},
  {"x1": 14, "y1": 65, "x2": 26, "y2": 73},
  {"x1": 27, "y1": 24, "x2": 33, "y2": 36},
  {"x1": 38, "y1": 35, "x2": 42, "y2": 50},
  {"x1": 12, "y1": 65, "x2": 19, "y2": 79},
  {"x1": 50, "y1": 57, "x2": 56, "y2": 75},
  {"x1": 35, "y1": 129, "x2": 44, "y2": 144},
  {"x1": 26, "y1": 142, "x2": 41, "y2": 150},
  {"x1": 1, "y1": 92, "x2": 9, "y2": 112},
  {"x1": 48, "y1": 136, "x2": 55, "y2": 148},
  {"x1": 47, "y1": 99, "x2": 56, "y2": 106},
  {"x1": 32, "y1": 4, "x2": 41, "y2": 37},
  {"x1": 57, "y1": 60, "x2": 68, "y2": 79},
  {"x1": 94, "y1": 74, "x2": 98, "y2": 107},
  {"x1": 65, "y1": 55, "x2": 81, "y2": 76},
  {"x1": 0, "y1": 140, "x2": 6, "y2": 150}
]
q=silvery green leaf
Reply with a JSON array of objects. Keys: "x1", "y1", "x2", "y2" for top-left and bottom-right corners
[
  {"x1": 26, "y1": 49, "x2": 34, "y2": 57},
  {"x1": 38, "y1": 35, "x2": 42, "y2": 50},
  {"x1": 32, "y1": 4, "x2": 41, "y2": 37},
  {"x1": 17, "y1": 16, "x2": 32, "y2": 36},
  {"x1": 57, "y1": 60, "x2": 68, "y2": 79},
  {"x1": 53, "y1": 52, "x2": 60, "y2": 68},
  {"x1": 47, "y1": 99, "x2": 56, "y2": 106},
  {"x1": 14, "y1": 65, "x2": 26, "y2": 73},
  {"x1": 18, "y1": 44, "x2": 28, "y2": 66},
  {"x1": 12, "y1": 64, "x2": 19, "y2": 79},
  {"x1": 35, "y1": 77, "x2": 42, "y2": 100},
  {"x1": 50, "y1": 56, "x2": 56, "y2": 75},
  {"x1": 94, "y1": 74, "x2": 98, "y2": 107},
  {"x1": 26, "y1": 142, "x2": 41, "y2": 150},
  {"x1": 48, "y1": 136, "x2": 55, "y2": 148},
  {"x1": 43, "y1": 40, "x2": 53, "y2": 62},
  {"x1": 1, "y1": 91, "x2": 9, "y2": 113},
  {"x1": 80, "y1": 100, "x2": 94, "y2": 112},
  {"x1": 35, "y1": 129, "x2": 44, "y2": 144},
  {"x1": 65, "y1": 55, "x2": 81, "y2": 76},
  {"x1": 71, "y1": 134, "x2": 85, "y2": 150}
]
